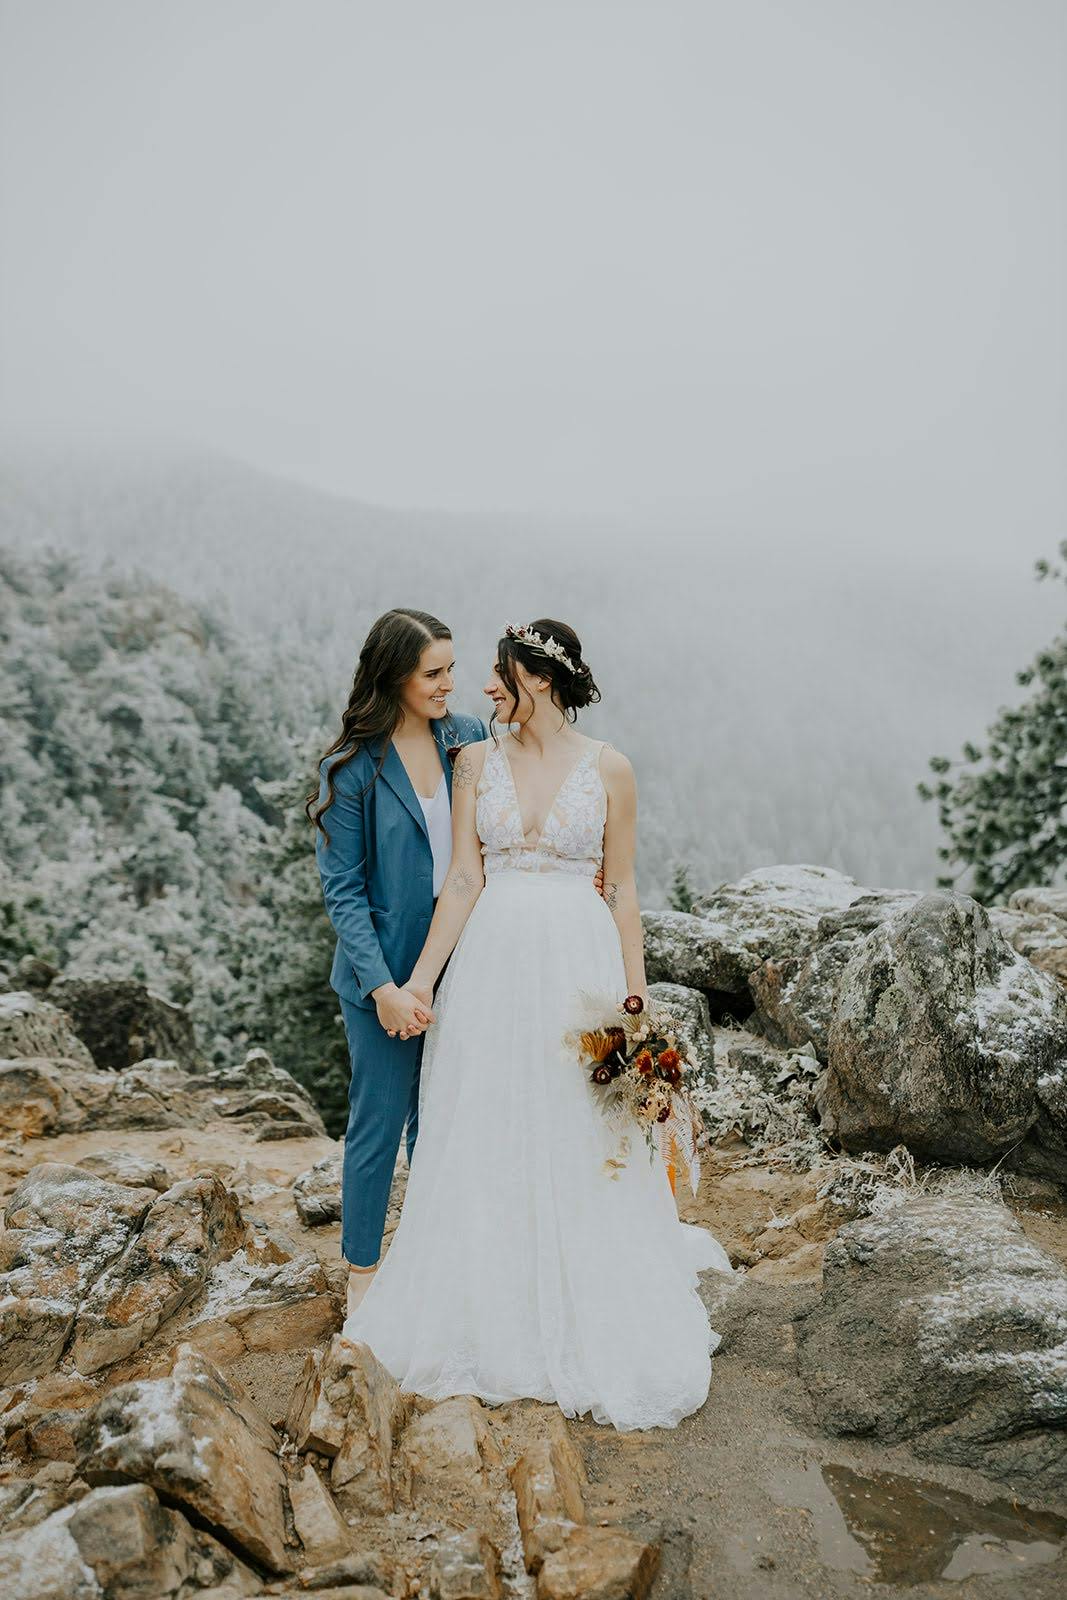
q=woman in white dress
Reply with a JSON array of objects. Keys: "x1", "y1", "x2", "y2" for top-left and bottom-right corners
[{"x1": 343, "y1": 618, "x2": 732, "y2": 1431}]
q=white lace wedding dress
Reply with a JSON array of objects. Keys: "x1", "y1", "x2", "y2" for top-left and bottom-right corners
[{"x1": 342, "y1": 734, "x2": 733, "y2": 1431}]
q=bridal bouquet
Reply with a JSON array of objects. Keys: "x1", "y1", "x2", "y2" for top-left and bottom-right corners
[{"x1": 562, "y1": 992, "x2": 705, "y2": 1194}]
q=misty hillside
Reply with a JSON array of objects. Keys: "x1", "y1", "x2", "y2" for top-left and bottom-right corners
[{"x1": 1, "y1": 440, "x2": 1060, "y2": 901}]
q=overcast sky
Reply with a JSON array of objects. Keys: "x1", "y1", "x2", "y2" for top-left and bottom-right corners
[{"x1": 0, "y1": 0, "x2": 1063, "y2": 548}]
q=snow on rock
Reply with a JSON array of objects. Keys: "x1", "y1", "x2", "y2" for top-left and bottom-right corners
[
  {"x1": 748, "y1": 888, "x2": 921, "y2": 1058},
  {"x1": 816, "y1": 891, "x2": 1067, "y2": 1177},
  {"x1": 0, "y1": 1164, "x2": 157, "y2": 1382},
  {"x1": 0, "y1": 1482, "x2": 258, "y2": 1600},
  {"x1": 71, "y1": 1176, "x2": 245, "y2": 1376},
  {"x1": 795, "y1": 1191, "x2": 1067, "y2": 1493},
  {"x1": 75, "y1": 1344, "x2": 295, "y2": 1575}
]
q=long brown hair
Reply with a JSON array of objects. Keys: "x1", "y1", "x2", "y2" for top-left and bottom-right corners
[{"x1": 307, "y1": 608, "x2": 452, "y2": 842}]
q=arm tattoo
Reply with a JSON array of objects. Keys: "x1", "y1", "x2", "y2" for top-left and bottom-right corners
[
  {"x1": 604, "y1": 880, "x2": 619, "y2": 911},
  {"x1": 452, "y1": 750, "x2": 475, "y2": 788},
  {"x1": 448, "y1": 864, "x2": 477, "y2": 897}
]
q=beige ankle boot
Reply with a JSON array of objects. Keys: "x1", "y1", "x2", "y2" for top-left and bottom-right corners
[{"x1": 346, "y1": 1262, "x2": 378, "y2": 1322}]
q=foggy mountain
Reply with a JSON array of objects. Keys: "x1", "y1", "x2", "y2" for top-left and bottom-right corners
[{"x1": 1, "y1": 438, "x2": 1059, "y2": 902}]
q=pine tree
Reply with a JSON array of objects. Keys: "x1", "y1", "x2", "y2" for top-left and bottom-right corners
[
  {"x1": 668, "y1": 861, "x2": 696, "y2": 913},
  {"x1": 917, "y1": 542, "x2": 1067, "y2": 901}
]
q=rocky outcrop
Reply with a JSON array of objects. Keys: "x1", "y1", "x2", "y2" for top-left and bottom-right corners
[
  {"x1": 75, "y1": 1148, "x2": 172, "y2": 1191},
  {"x1": 644, "y1": 865, "x2": 867, "y2": 999},
  {"x1": 747, "y1": 889, "x2": 920, "y2": 1057},
  {"x1": 509, "y1": 1425, "x2": 660, "y2": 1598},
  {"x1": 427, "y1": 1527, "x2": 504, "y2": 1599},
  {"x1": 178, "y1": 1243, "x2": 340, "y2": 1364},
  {"x1": 0, "y1": 991, "x2": 94, "y2": 1068},
  {"x1": 815, "y1": 892, "x2": 1067, "y2": 1177},
  {"x1": 71, "y1": 1176, "x2": 245, "y2": 1374},
  {"x1": 994, "y1": 886, "x2": 1067, "y2": 988},
  {"x1": 0, "y1": 1050, "x2": 325, "y2": 1139},
  {"x1": 0, "y1": 1481, "x2": 258, "y2": 1600},
  {"x1": 46, "y1": 975, "x2": 200, "y2": 1072},
  {"x1": 292, "y1": 1152, "x2": 343, "y2": 1226},
  {"x1": 285, "y1": 1334, "x2": 415, "y2": 1512},
  {"x1": 75, "y1": 1344, "x2": 296, "y2": 1573},
  {"x1": 795, "y1": 1193, "x2": 1067, "y2": 1494},
  {"x1": 0, "y1": 1164, "x2": 158, "y2": 1383}
]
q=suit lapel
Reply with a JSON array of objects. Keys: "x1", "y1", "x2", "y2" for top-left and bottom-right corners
[
  {"x1": 377, "y1": 740, "x2": 431, "y2": 841},
  {"x1": 432, "y1": 717, "x2": 455, "y2": 804}
]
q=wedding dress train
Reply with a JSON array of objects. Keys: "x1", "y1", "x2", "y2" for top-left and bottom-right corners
[{"x1": 342, "y1": 735, "x2": 733, "y2": 1431}]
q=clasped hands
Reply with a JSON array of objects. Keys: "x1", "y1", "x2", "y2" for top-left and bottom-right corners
[{"x1": 373, "y1": 980, "x2": 435, "y2": 1041}]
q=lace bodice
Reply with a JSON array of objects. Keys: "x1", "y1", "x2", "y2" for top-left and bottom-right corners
[{"x1": 476, "y1": 738, "x2": 607, "y2": 877}]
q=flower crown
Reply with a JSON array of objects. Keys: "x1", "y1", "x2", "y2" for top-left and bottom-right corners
[{"x1": 504, "y1": 621, "x2": 579, "y2": 674}]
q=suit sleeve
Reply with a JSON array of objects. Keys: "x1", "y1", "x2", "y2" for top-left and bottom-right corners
[
  {"x1": 474, "y1": 715, "x2": 490, "y2": 740},
  {"x1": 315, "y1": 760, "x2": 394, "y2": 1002}
]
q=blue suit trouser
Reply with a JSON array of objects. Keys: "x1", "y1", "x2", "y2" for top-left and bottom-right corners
[{"x1": 338, "y1": 994, "x2": 424, "y2": 1266}]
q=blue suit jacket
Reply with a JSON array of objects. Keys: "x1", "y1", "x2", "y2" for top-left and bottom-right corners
[{"x1": 315, "y1": 711, "x2": 489, "y2": 1008}]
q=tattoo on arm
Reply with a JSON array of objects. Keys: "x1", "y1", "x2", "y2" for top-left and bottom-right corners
[
  {"x1": 447, "y1": 864, "x2": 477, "y2": 897},
  {"x1": 604, "y1": 880, "x2": 619, "y2": 911},
  {"x1": 452, "y1": 751, "x2": 475, "y2": 788}
]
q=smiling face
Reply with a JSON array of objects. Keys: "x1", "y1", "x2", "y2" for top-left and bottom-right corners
[
  {"x1": 483, "y1": 651, "x2": 546, "y2": 726},
  {"x1": 398, "y1": 636, "x2": 455, "y2": 723}
]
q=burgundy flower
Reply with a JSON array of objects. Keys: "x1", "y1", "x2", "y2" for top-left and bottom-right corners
[
  {"x1": 591, "y1": 1064, "x2": 613, "y2": 1085},
  {"x1": 623, "y1": 994, "x2": 644, "y2": 1015},
  {"x1": 446, "y1": 744, "x2": 464, "y2": 767}
]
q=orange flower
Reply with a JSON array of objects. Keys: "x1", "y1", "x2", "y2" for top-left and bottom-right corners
[
  {"x1": 634, "y1": 1049, "x2": 654, "y2": 1076},
  {"x1": 580, "y1": 1027, "x2": 626, "y2": 1064},
  {"x1": 657, "y1": 1048, "x2": 680, "y2": 1070}
]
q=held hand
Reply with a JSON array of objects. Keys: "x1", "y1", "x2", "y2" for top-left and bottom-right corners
[
  {"x1": 593, "y1": 863, "x2": 605, "y2": 898},
  {"x1": 374, "y1": 984, "x2": 435, "y2": 1040}
]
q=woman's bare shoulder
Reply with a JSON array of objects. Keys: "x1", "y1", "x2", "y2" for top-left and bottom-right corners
[
  {"x1": 596, "y1": 740, "x2": 635, "y2": 782},
  {"x1": 452, "y1": 738, "x2": 493, "y2": 788}
]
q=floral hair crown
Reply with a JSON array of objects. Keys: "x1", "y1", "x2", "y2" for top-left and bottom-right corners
[{"x1": 503, "y1": 621, "x2": 579, "y2": 674}]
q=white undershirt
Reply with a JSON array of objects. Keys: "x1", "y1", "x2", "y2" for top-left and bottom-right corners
[{"x1": 416, "y1": 772, "x2": 452, "y2": 897}]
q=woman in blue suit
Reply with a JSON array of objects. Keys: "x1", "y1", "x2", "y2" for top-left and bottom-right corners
[{"x1": 308, "y1": 609, "x2": 488, "y2": 1318}]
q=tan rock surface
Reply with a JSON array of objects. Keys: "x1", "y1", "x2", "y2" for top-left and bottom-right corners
[
  {"x1": 75, "y1": 1343, "x2": 295, "y2": 1574},
  {"x1": 71, "y1": 1174, "x2": 245, "y2": 1374}
]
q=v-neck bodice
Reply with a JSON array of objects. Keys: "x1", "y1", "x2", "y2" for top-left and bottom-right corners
[{"x1": 476, "y1": 738, "x2": 607, "y2": 878}]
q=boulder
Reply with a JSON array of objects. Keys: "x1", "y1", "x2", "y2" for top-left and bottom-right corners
[
  {"x1": 509, "y1": 1425, "x2": 588, "y2": 1574},
  {"x1": 0, "y1": 1482, "x2": 258, "y2": 1600},
  {"x1": 427, "y1": 1527, "x2": 503, "y2": 1600},
  {"x1": 0, "y1": 1461, "x2": 85, "y2": 1537},
  {"x1": 795, "y1": 1193, "x2": 1067, "y2": 1493},
  {"x1": 0, "y1": 1163, "x2": 157, "y2": 1380},
  {"x1": 0, "y1": 1058, "x2": 67, "y2": 1138},
  {"x1": 748, "y1": 889, "x2": 921, "y2": 1057},
  {"x1": 289, "y1": 1464, "x2": 351, "y2": 1565},
  {"x1": 75, "y1": 1344, "x2": 295, "y2": 1573},
  {"x1": 395, "y1": 1394, "x2": 501, "y2": 1505},
  {"x1": 47, "y1": 975, "x2": 199, "y2": 1072},
  {"x1": 536, "y1": 1527, "x2": 660, "y2": 1600},
  {"x1": 991, "y1": 901, "x2": 1067, "y2": 987},
  {"x1": 0, "y1": 1058, "x2": 211, "y2": 1138},
  {"x1": 641, "y1": 910, "x2": 751, "y2": 993},
  {"x1": 284, "y1": 1335, "x2": 414, "y2": 1513},
  {"x1": 75, "y1": 1148, "x2": 172, "y2": 1192},
  {"x1": 178, "y1": 1246, "x2": 340, "y2": 1364},
  {"x1": 647, "y1": 982, "x2": 714, "y2": 1084},
  {"x1": 71, "y1": 1175, "x2": 245, "y2": 1374},
  {"x1": 217, "y1": 1088, "x2": 325, "y2": 1137},
  {"x1": 0, "y1": 1373, "x2": 101, "y2": 1467},
  {"x1": 816, "y1": 892, "x2": 1067, "y2": 1177},
  {"x1": 0, "y1": 992, "x2": 93, "y2": 1067},
  {"x1": 292, "y1": 1153, "x2": 343, "y2": 1227}
]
